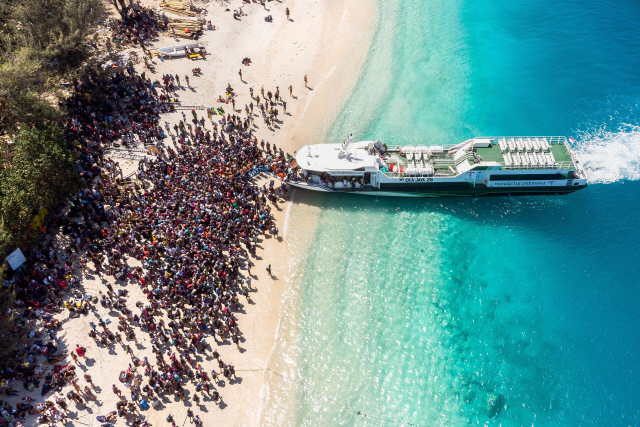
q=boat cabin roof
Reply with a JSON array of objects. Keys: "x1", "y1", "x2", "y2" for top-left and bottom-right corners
[{"x1": 296, "y1": 141, "x2": 378, "y2": 172}]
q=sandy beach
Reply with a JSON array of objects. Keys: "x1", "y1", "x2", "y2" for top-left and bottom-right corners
[
  {"x1": 8, "y1": 0, "x2": 376, "y2": 426},
  {"x1": 144, "y1": 0, "x2": 377, "y2": 424}
]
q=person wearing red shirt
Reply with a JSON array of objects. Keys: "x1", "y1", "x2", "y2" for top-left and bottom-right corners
[{"x1": 75, "y1": 345, "x2": 86, "y2": 358}]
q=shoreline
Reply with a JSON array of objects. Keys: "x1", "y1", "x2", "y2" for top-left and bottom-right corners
[
  {"x1": 1, "y1": 0, "x2": 377, "y2": 425},
  {"x1": 143, "y1": 0, "x2": 379, "y2": 424},
  {"x1": 254, "y1": 0, "x2": 379, "y2": 423}
]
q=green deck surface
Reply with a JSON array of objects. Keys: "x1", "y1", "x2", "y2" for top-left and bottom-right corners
[
  {"x1": 549, "y1": 144, "x2": 572, "y2": 162},
  {"x1": 387, "y1": 142, "x2": 574, "y2": 173},
  {"x1": 474, "y1": 144, "x2": 504, "y2": 162}
]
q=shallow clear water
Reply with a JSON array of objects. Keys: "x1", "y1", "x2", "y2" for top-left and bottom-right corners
[{"x1": 264, "y1": 0, "x2": 640, "y2": 425}]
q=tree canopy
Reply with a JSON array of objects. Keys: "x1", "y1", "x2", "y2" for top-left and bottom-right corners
[
  {"x1": 110, "y1": 0, "x2": 136, "y2": 20},
  {"x1": 0, "y1": 0, "x2": 104, "y2": 368},
  {"x1": 0, "y1": 0, "x2": 106, "y2": 136},
  {"x1": 0, "y1": 125, "x2": 80, "y2": 256}
]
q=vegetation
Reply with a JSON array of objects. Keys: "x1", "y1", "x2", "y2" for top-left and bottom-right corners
[
  {"x1": 0, "y1": 125, "x2": 81, "y2": 255},
  {"x1": 0, "y1": 0, "x2": 106, "y2": 253},
  {"x1": 0, "y1": 0, "x2": 107, "y2": 136},
  {"x1": 110, "y1": 0, "x2": 136, "y2": 20},
  {"x1": 0, "y1": 0, "x2": 105, "y2": 363}
]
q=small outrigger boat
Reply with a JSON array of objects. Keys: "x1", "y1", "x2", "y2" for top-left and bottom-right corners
[{"x1": 157, "y1": 43, "x2": 205, "y2": 58}]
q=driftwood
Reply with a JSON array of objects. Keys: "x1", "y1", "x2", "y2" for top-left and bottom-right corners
[{"x1": 160, "y1": 0, "x2": 201, "y2": 16}]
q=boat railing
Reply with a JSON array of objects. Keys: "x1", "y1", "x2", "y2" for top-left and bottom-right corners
[
  {"x1": 564, "y1": 142, "x2": 588, "y2": 178},
  {"x1": 476, "y1": 136, "x2": 568, "y2": 144},
  {"x1": 384, "y1": 161, "x2": 576, "y2": 177},
  {"x1": 383, "y1": 172, "x2": 438, "y2": 179},
  {"x1": 383, "y1": 170, "x2": 456, "y2": 178},
  {"x1": 500, "y1": 161, "x2": 575, "y2": 170},
  {"x1": 386, "y1": 144, "x2": 457, "y2": 152},
  {"x1": 290, "y1": 179, "x2": 335, "y2": 191},
  {"x1": 434, "y1": 158, "x2": 457, "y2": 166},
  {"x1": 387, "y1": 137, "x2": 568, "y2": 150}
]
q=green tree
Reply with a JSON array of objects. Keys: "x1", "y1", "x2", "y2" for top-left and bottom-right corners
[
  {"x1": 110, "y1": 0, "x2": 136, "y2": 20},
  {"x1": 0, "y1": 0, "x2": 104, "y2": 58},
  {"x1": 0, "y1": 125, "x2": 80, "y2": 255},
  {"x1": 0, "y1": 0, "x2": 106, "y2": 135},
  {"x1": 0, "y1": 52, "x2": 62, "y2": 137}
]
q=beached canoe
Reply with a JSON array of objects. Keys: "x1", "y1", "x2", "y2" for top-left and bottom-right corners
[{"x1": 157, "y1": 43, "x2": 205, "y2": 58}]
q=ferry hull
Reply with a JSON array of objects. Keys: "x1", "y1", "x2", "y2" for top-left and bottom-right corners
[
  {"x1": 288, "y1": 136, "x2": 588, "y2": 198},
  {"x1": 286, "y1": 181, "x2": 587, "y2": 198}
]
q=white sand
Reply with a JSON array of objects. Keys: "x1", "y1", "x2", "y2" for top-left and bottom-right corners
[{"x1": 16, "y1": 0, "x2": 376, "y2": 426}]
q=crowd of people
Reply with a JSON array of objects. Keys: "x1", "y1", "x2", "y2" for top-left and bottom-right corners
[
  {"x1": 109, "y1": 4, "x2": 168, "y2": 50},
  {"x1": 0, "y1": 18, "x2": 293, "y2": 424}
]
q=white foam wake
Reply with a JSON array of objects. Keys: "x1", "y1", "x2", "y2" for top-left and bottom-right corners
[{"x1": 574, "y1": 124, "x2": 640, "y2": 184}]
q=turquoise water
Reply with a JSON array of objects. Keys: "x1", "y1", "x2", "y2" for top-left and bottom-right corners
[{"x1": 271, "y1": 0, "x2": 640, "y2": 425}]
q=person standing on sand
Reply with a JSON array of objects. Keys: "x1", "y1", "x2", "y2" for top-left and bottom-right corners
[
  {"x1": 286, "y1": 7, "x2": 290, "y2": 20},
  {"x1": 239, "y1": 68, "x2": 243, "y2": 81},
  {"x1": 282, "y1": 99, "x2": 287, "y2": 113},
  {"x1": 304, "y1": 74, "x2": 308, "y2": 88},
  {"x1": 75, "y1": 345, "x2": 86, "y2": 358},
  {"x1": 266, "y1": 264, "x2": 272, "y2": 276},
  {"x1": 289, "y1": 85, "x2": 293, "y2": 96}
]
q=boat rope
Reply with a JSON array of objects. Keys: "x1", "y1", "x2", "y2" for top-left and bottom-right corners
[{"x1": 235, "y1": 367, "x2": 431, "y2": 427}]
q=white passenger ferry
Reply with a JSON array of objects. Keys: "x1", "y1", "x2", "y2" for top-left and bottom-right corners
[{"x1": 287, "y1": 136, "x2": 587, "y2": 197}]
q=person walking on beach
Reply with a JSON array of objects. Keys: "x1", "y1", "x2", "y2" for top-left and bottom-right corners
[
  {"x1": 266, "y1": 264, "x2": 272, "y2": 276},
  {"x1": 176, "y1": 74, "x2": 180, "y2": 86},
  {"x1": 288, "y1": 85, "x2": 293, "y2": 97},
  {"x1": 185, "y1": 75, "x2": 190, "y2": 87},
  {"x1": 282, "y1": 99, "x2": 287, "y2": 113},
  {"x1": 239, "y1": 68, "x2": 243, "y2": 81},
  {"x1": 286, "y1": 7, "x2": 290, "y2": 20},
  {"x1": 304, "y1": 74, "x2": 308, "y2": 88},
  {"x1": 75, "y1": 344, "x2": 86, "y2": 358}
]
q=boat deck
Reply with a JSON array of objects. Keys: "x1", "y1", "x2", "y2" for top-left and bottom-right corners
[
  {"x1": 474, "y1": 143, "x2": 573, "y2": 164},
  {"x1": 384, "y1": 138, "x2": 575, "y2": 178}
]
